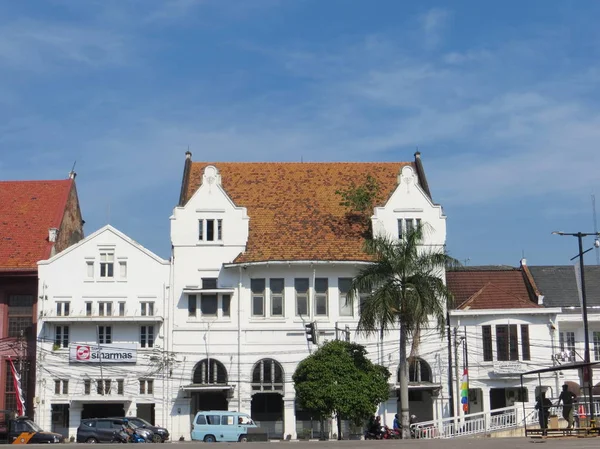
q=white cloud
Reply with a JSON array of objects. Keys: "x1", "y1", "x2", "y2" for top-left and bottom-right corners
[{"x1": 420, "y1": 8, "x2": 450, "y2": 49}]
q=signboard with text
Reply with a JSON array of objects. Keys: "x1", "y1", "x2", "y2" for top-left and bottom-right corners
[{"x1": 69, "y1": 343, "x2": 137, "y2": 364}]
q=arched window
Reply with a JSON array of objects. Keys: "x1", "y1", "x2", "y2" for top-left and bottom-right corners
[
  {"x1": 398, "y1": 358, "x2": 432, "y2": 383},
  {"x1": 193, "y1": 359, "x2": 228, "y2": 384},
  {"x1": 251, "y1": 359, "x2": 284, "y2": 392}
]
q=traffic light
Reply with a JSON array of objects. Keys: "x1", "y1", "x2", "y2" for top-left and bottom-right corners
[{"x1": 305, "y1": 322, "x2": 318, "y2": 344}]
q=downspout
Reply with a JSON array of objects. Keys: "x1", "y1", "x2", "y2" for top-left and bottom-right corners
[
  {"x1": 162, "y1": 281, "x2": 167, "y2": 427},
  {"x1": 169, "y1": 246, "x2": 175, "y2": 434},
  {"x1": 238, "y1": 266, "x2": 242, "y2": 412}
]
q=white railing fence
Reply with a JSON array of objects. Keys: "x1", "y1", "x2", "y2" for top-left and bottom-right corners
[{"x1": 410, "y1": 405, "x2": 539, "y2": 439}]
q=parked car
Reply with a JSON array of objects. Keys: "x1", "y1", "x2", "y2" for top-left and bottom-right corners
[
  {"x1": 77, "y1": 418, "x2": 154, "y2": 443},
  {"x1": 191, "y1": 410, "x2": 257, "y2": 443},
  {"x1": 124, "y1": 417, "x2": 169, "y2": 443},
  {"x1": 0, "y1": 411, "x2": 63, "y2": 444}
]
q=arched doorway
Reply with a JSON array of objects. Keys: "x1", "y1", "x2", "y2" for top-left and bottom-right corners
[
  {"x1": 190, "y1": 359, "x2": 229, "y2": 415},
  {"x1": 397, "y1": 358, "x2": 435, "y2": 422},
  {"x1": 251, "y1": 359, "x2": 284, "y2": 438}
]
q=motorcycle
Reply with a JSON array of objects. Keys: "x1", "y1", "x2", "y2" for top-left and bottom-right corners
[
  {"x1": 382, "y1": 426, "x2": 400, "y2": 439},
  {"x1": 363, "y1": 427, "x2": 383, "y2": 440},
  {"x1": 111, "y1": 428, "x2": 147, "y2": 443}
]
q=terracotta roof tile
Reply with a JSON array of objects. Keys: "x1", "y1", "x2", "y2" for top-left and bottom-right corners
[
  {"x1": 184, "y1": 162, "x2": 415, "y2": 263},
  {"x1": 446, "y1": 270, "x2": 539, "y2": 310},
  {"x1": 0, "y1": 179, "x2": 73, "y2": 271}
]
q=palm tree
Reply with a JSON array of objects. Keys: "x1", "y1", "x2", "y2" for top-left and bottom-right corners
[{"x1": 349, "y1": 225, "x2": 456, "y2": 439}]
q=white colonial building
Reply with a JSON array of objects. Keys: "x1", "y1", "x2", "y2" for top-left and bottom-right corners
[
  {"x1": 446, "y1": 266, "x2": 562, "y2": 417},
  {"x1": 166, "y1": 152, "x2": 451, "y2": 440},
  {"x1": 35, "y1": 225, "x2": 170, "y2": 440}
]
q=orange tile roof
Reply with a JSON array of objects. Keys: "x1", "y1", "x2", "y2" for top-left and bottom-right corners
[
  {"x1": 446, "y1": 270, "x2": 539, "y2": 310},
  {"x1": 0, "y1": 179, "x2": 73, "y2": 271},
  {"x1": 184, "y1": 162, "x2": 416, "y2": 263}
]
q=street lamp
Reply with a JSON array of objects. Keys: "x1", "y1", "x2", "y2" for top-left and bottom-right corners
[{"x1": 552, "y1": 231, "x2": 600, "y2": 426}]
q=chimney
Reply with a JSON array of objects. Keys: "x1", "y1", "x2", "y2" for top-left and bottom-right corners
[{"x1": 48, "y1": 228, "x2": 59, "y2": 243}]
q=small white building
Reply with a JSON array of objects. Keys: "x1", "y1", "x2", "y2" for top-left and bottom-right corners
[
  {"x1": 167, "y1": 152, "x2": 451, "y2": 440},
  {"x1": 35, "y1": 225, "x2": 170, "y2": 440},
  {"x1": 447, "y1": 267, "x2": 561, "y2": 416}
]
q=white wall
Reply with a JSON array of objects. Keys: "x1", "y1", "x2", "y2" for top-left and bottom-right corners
[{"x1": 36, "y1": 225, "x2": 170, "y2": 440}]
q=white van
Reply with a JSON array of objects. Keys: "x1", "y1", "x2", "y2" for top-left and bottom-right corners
[{"x1": 191, "y1": 411, "x2": 257, "y2": 442}]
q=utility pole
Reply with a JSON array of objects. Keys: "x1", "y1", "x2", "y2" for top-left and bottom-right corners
[
  {"x1": 463, "y1": 326, "x2": 469, "y2": 414},
  {"x1": 453, "y1": 328, "x2": 461, "y2": 418},
  {"x1": 446, "y1": 312, "x2": 454, "y2": 417}
]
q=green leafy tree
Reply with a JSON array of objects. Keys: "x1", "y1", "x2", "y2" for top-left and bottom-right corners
[
  {"x1": 293, "y1": 340, "x2": 390, "y2": 440},
  {"x1": 349, "y1": 225, "x2": 456, "y2": 439}
]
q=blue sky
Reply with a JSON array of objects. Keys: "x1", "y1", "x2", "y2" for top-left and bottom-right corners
[{"x1": 2, "y1": 0, "x2": 600, "y2": 266}]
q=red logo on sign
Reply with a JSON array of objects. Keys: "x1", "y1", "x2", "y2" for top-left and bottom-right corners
[{"x1": 76, "y1": 345, "x2": 91, "y2": 360}]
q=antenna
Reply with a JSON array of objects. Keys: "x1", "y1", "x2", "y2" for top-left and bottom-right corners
[
  {"x1": 70, "y1": 161, "x2": 77, "y2": 172},
  {"x1": 593, "y1": 194, "x2": 599, "y2": 265}
]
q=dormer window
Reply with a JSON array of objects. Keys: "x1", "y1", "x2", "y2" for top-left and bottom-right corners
[{"x1": 199, "y1": 219, "x2": 223, "y2": 242}]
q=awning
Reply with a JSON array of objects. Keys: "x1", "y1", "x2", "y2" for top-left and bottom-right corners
[
  {"x1": 182, "y1": 287, "x2": 235, "y2": 294},
  {"x1": 391, "y1": 382, "x2": 442, "y2": 391},
  {"x1": 180, "y1": 384, "x2": 235, "y2": 392},
  {"x1": 69, "y1": 398, "x2": 133, "y2": 403}
]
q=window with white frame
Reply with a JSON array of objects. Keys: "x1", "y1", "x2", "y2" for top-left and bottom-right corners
[
  {"x1": 338, "y1": 278, "x2": 353, "y2": 317},
  {"x1": 96, "y1": 379, "x2": 111, "y2": 395},
  {"x1": 84, "y1": 379, "x2": 91, "y2": 395},
  {"x1": 270, "y1": 278, "x2": 284, "y2": 317},
  {"x1": 117, "y1": 379, "x2": 124, "y2": 395},
  {"x1": 251, "y1": 279, "x2": 265, "y2": 317},
  {"x1": 202, "y1": 278, "x2": 218, "y2": 289},
  {"x1": 118, "y1": 302, "x2": 125, "y2": 316},
  {"x1": 295, "y1": 278, "x2": 309, "y2": 316},
  {"x1": 140, "y1": 302, "x2": 154, "y2": 316},
  {"x1": 55, "y1": 326, "x2": 69, "y2": 348},
  {"x1": 398, "y1": 218, "x2": 422, "y2": 239},
  {"x1": 56, "y1": 301, "x2": 70, "y2": 317},
  {"x1": 54, "y1": 379, "x2": 68, "y2": 395},
  {"x1": 98, "y1": 302, "x2": 112, "y2": 316},
  {"x1": 222, "y1": 295, "x2": 231, "y2": 317},
  {"x1": 85, "y1": 302, "x2": 92, "y2": 316},
  {"x1": 140, "y1": 325, "x2": 154, "y2": 348},
  {"x1": 560, "y1": 331, "x2": 576, "y2": 362},
  {"x1": 200, "y1": 294, "x2": 218, "y2": 316},
  {"x1": 98, "y1": 326, "x2": 112, "y2": 344},
  {"x1": 99, "y1": 252, "x2": 114, "y2": 278},
  {"x1": 139, "y1": 379, "x2": 154, "y2": 395},
  {"x1": 119, "y1": 261, "x2": 127, "y2": 279},
  {"x1": 86, "y1": 261, "x2": 94, "y2": 278},
  {"x1": 188, "y1": 295, "x2": 197, "y2": 317},
  {"x1": 315, "y1": 278, "x2": 328, "y2": 316},
  {"x1": 199, "y1": 219, "x2": 223, "y2": 242}
]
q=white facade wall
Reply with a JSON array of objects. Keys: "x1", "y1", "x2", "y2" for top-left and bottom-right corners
[
  {"x1": 168, "y1": 164, "x2": 449, "y2": 440},
  {"x1": 449, "y1": 309, "x2": 561, "y2": 416},
  {"x1": 36, "y1": 226, "x2": 170, "y2": 441}
]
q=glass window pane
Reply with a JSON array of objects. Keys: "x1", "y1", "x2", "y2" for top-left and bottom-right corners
[
  {"x1": 295, "y1": 278, "x2": 309, "y2": 293},
  {"x1": 206, "y1": 220, "x2": 215, "y2": 241},
  {"x1": 222, "y1": 295, "x2": 231, "y2": 317},
  {"x1": 270, "y1": 278, "x2": 284, "y2": 294},
  {"x1": 201, "y1": 295, "x2": 218, "y2": 315},
  {"x1": 272, "y1": 296, "x2": 283, "y2": 316},
  {"x1": 315, "y1": 278, "x2": 328, "y2": 293},
  {"x1": 253, "y1": 296, "x2": 264, "y2": 316},
  {"x1": 251, "y1": 279, "x2": 265, "y2": 293}
]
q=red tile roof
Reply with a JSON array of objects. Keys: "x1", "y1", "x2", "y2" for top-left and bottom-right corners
[
  {"x1": 184, "y1": 162, "x2": 416, "y2": 263},
  {"x1": 0, "y1": 179, "x2": 73, "y2": 271},
  {"x1": 446, "y1": 270, "x2": 539, "y2": 310}
]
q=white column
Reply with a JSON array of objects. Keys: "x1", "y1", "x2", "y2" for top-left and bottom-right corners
[
  {"x1": 69, "y1": 403, "x2": 83, "y2": 442},
  {"x1": 283, "y1": 398, "x2": 296, "y2": 440}
]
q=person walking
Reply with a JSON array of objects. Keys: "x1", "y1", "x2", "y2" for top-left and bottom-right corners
[
  {"x1": 557, "y1": 384, "x2": 577, "y2": 429},
  {"x1": 535, "y1": 392, "x2": 553, "y2": 434}
]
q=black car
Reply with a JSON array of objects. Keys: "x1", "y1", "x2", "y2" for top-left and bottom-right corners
[
  {"x1": 76, "y1": 418, "x2": 154, "y2": 443},
  {"x1": 125, "y1": 417, "x2": 169, "y2": 443}
]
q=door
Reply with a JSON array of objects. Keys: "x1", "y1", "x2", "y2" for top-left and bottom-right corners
[
  {"x1": 220, "y1": 415, "x2": 237, "y2": 442},
  {"x1": 191, "y1": 414, "x2": 206, "y2": 441},
  {"x1": 94, "y1": 420, "x2": 114, "y2": 442}
]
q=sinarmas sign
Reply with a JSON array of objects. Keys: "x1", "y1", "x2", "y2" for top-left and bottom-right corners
[{"x1": 69, "y1": 343, "x2": 137, "y2": 363}]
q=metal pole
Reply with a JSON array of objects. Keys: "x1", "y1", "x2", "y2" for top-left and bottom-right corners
[
  {"x1": 464, "y1": 326, "x2": 469, "y2": 414},
  {"x1": 454, "y1": 328, "x2": 460, "y2": 418},
  {"x1": 578, "y1": 233, "x2": 595, "y2": 426},
  {"x1": 446, "y1": 312, "x2": 454, "y2": 417}
]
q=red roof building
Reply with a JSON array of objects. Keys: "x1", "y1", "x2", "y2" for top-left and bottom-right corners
[{"x1": 0, "y1": 175, "x2": 84, "y2": 414}]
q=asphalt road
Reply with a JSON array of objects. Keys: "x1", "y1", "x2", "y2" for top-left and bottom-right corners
[{"x1": 24, "y1": 439, "x2": 600, "y2": 448}]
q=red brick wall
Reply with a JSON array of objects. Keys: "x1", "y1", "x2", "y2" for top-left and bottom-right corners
[
  {"x1": 0, "y1": 274, "x2": 36, "y2": 415},
  {"x1": 55, "y1": 182, "x2": 84, "y2": 253}
]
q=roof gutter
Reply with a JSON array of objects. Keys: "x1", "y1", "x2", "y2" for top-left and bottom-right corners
[
  {"x1": 223, "y1": 260, "x2": 373, "y2": 269},
  {"x1": 450, "y1": 308, "x2": 562, "y2": 316}
]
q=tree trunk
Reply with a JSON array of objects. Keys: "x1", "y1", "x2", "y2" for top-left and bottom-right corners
[
  {"x1": 337, "y1": 413, "x2": 342, "y2": 440},
  {"x1": 399, "y1": 324, "x2": 411, "y2": 439}
]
